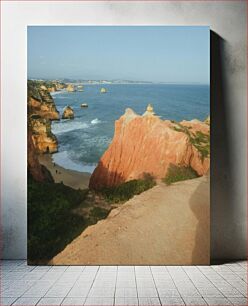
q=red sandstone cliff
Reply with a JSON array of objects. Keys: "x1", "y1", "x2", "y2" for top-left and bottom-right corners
[{"x1": 89, "y1": 107, "x2": 210, "y2": 190}]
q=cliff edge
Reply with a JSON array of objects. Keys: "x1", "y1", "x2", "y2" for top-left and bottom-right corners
[{"x1": 51, "y1": 175, "x2": 209, "y2": 265}]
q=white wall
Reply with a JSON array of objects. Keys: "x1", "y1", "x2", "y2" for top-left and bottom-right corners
[{"x1": 1, "y1": 1, "x2": 247, "y2": 260}]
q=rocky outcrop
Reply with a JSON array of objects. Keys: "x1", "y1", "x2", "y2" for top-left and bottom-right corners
[
  {"x1": 205, "y1": 115, "x2": 210, "y2": 125},
  {"x1": 29, "y1": 115, "x2": 58, "y2": 153},
  {"x1": 89, "y1": 106, "x2": 210, "y2": 190},
  {"x1": 47, "y1": 86, "x2": 56, "y2": 93},
  {"x1": 27, "y1": 80, "x2": 64, "y2": 181},
  {"x1": 55, "y1": 83, "x2": 66, "y2": 90},
  {"x1": 66, "y1": 84, "x2": 75, "y2": 92},
  {"x1": 27, "y1": 129, "x2": 53, "y2": 182},
  {"x1": 62, "y1": 106, "x2": 74, "y2": 119},
  {"x1": 28, "y1": 81, "x2": 59, "y2": 154},
  {"x1": 28, "y1": 84, "x2": 59, "y2": 120}
]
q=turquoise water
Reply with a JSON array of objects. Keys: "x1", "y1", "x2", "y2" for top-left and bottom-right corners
[{"x1": 51, "y1": 84, "x2": 210, "y2": 173}]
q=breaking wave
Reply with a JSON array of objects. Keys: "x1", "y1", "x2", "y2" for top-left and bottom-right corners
[
  {"x1": 91, "y1": 118, "x2": 101, "y2": 125},
  {"x1": 52, "y1": 121, "x2": 90, "y2": 135}
]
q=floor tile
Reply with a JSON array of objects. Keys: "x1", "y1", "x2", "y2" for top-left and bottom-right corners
[
  {"x1": 85, "y1": 297, "x2": 114, "y2": 305},
  {"x1": 61, "y1": 297, "x2": 86, "y2": 305},
  {"x1": 138, "y1": 297, "x2": 161, "y2": 305},
  {"x1": 228, "y1": 297, "x2": 248, "y2": 305},
  {"x1": 182, "y1": 297, "x2": 207, "y2": 305},
  {"x1": 160, "y1": 297, "x2": 185, "y2": 305},
  {"x1": 204, "y1": 297, "x2": 233, "y2": 305},
  {"x1": 115, "y1": 287, "x2": 137, "y2": 298},
  {"x1": 157, "y1": 288, "x2": 180, "y2": 297},
  {"x1": 45, "y1": 285, "x2": 72, "y2": 297},
  {"x1": 0, "y1": 297, "x2": 18, "y2": 306},
  {"x1": 88, "y1": 287, "x2": 115, "y2": 298},
  {"x1": 0, "y1": 260, "x2": 247, "y2": 306},
  {"x1": 12, "y1": 297, "x2": 40, "y2": 305},
  {"x1": 177, "y1": 288, "x2": 201, "y2": 298},
  {"x1": 37, "y1": 297, "x2": 64, "y2": 305},
  {"x1": 66, "y1": 266, "x2": 85, "y2": 272},
  {"x1": 116, "y1": 280, "x2": 136, "y2": 288},
  {"x1": 115, "y1": 297, "x2": 138, "y2": 305},
  {"x1": 217, "y1": 286, "x2": 245, "y2": 297},
  {"x1": 67, "y1": 285, "x2": 91, "y2": 298},
  {"x1": 197, "y1": 287, "x2": 224, "y2": 297},
  {"x1": 138, "y1": 287, "x2": 158, "y2": 298}
]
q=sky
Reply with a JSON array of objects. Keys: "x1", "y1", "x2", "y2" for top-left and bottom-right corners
[{"x1": 28, "y1": 26, "x2": 209, "y2": 84}]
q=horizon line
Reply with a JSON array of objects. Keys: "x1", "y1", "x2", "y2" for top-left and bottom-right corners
[{"x1": 28, "y1": 78, "x2": 210, "y2": 86}]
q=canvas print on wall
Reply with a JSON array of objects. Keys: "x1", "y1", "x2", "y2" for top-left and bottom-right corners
[{"x1": 27, "y1": 26, "x2": 210, "y2": 265}]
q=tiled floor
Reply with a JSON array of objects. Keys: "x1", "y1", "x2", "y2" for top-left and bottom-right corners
[{"x1": 1, "y1": 260, "x2": 247, "y2": 306}]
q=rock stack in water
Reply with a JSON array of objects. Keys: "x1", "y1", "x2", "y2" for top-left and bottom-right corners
[
  {"x1": 89, "y1": 105, "x2": 210, "y2": 190},
  {"x1": 62, "y1": 106, "x2": 74, "y2": 119}
]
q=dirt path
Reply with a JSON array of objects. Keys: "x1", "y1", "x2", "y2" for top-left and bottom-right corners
[{"x1": 51, "y1": 176, "x2": 210, "y2": 265}]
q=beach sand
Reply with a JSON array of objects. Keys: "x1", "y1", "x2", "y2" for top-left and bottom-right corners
[{"x1": 38, "y1": 154, "x2": 90, "y2": 190}]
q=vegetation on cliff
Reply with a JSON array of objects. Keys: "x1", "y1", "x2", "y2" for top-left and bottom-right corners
[
  {"x1": 28, "y1": 178, "x2": 87, "y2": 262},
  {"x1": 99, "y1": 174, "x2": 156, "y2": 203},
  {"x1": 28, "y1": 79, "x2": 66, "y2": 93},
  {"x1": 172, "y1": 122, "x2": 210, "y2": 161},
  {"x1": 163, "y1": 164, "x2": 199, "y2": 185}
]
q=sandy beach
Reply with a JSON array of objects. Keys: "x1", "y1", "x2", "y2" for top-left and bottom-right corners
[{"x1": 38, "y1": 154, "x2": 90, "y2": 190}]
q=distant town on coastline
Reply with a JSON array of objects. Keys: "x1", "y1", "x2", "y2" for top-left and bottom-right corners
[{"x1": 28, "y1": 78, "x2": 209, "y2": 85}]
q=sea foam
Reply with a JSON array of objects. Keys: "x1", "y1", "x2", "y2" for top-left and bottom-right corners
[
  {"x1": 52, "y1": 121, "x2": 89, "y2": 134},
  {"x1": 91, "y1": 118, "x2": 101, "y2": 125}
]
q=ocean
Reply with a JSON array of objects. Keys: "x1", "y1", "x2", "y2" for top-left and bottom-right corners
[{"x1": 51, "y1": 84, "x2": 210, "y2": 173}]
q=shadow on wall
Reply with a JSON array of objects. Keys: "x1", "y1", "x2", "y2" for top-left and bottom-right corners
[
  {"x1": 210, "y1": 31, "x2": 244, "y2": 262},
  {"x1": 190, "y1": 178, "x2": 210, "y2": 265}
]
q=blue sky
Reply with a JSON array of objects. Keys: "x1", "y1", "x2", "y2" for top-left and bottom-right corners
[{"x1": 28, "y1": 26, "x2": 209, "y2": 84}]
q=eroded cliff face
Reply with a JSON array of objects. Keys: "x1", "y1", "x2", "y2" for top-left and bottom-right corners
[
  {"x1": 27, "y1": 129, "x2": 53, "y2": 182},
  {"x1": 28, "y1": 87, "x2": 59, "y2": 120},
  {"x1": 28, "y1": 81, "x2": 59, "y2": 153},
  {"x1": 29, "y1": 115, "x2": 58, "y2": 153},
  {"x1": 89, "y1": 108, "x2": 210, "y2": 190},
  {"x1": 27, "y1": 81, "x2": 59, "y2": 180}
]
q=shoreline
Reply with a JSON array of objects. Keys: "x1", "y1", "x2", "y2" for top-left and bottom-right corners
[{"x1": 38, "y1": 154, "x2": 90, "y2": 190}]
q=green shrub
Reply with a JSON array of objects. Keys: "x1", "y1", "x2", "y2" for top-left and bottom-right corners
[
  {"x1": 172, "y1": 123, "x2": 210, "y2": 160},
  {"x1": 28, "y1": 177, "x2": 88, "y2": 263},
  {"x1": 190, "y1": 131, "x2": 210, "y2": 160},
  {"x1": 163, "y1": 164, "x2": 199, "y2": 185},
  {"x1": 89, "y1": 207, "x2": 110, "y2": 223},
  {"x1": 100, "y1": 174, "x2": 156, "y2": 203}
]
